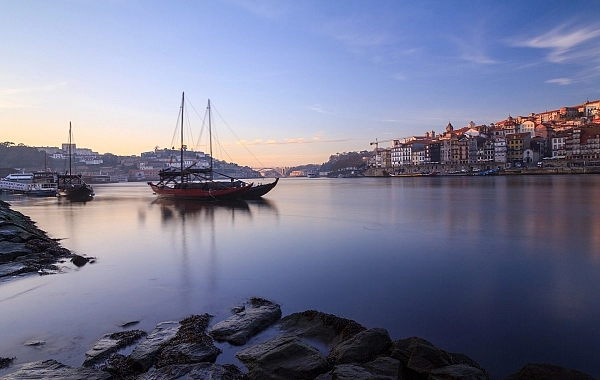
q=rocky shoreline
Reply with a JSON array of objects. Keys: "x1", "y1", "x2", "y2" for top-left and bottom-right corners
[
  {"x1": 0, "y1": 297, "x2": 596, "y2": 380},
  {"x1": 0, "y1": 200, "x2": 92, "y2": 280},
  {"x1": 0, "y1": 201, "x2": 596, "y2": 379}
]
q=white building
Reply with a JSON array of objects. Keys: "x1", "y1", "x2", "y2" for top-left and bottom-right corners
[{"x1": 519, "y1": 120, "x2": 536, "y2": 137}]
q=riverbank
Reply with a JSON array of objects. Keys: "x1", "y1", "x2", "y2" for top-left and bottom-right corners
[
  {"x1": 364, "y1": 164, "x2": 600, "y2": 177},
  {"x1": 0, "y1": 200, "x2": 91, "y2": 280}
]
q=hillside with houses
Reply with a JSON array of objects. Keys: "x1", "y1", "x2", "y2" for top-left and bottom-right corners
[{"x1": 370, "y1": 99, "x2": 600, "y2": 175}]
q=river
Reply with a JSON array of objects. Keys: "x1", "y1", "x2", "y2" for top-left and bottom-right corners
[{"x1": 1, "y1": 176, "x2": 599, "y2": 379}]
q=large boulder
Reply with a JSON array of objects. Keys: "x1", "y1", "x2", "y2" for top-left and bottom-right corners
[
  {"x1": 328, "y1": 327, "x2": 392, "y2": 364},
  {"x1": 505, "y1": 363, "x2": 596, "y2": 380},
  {"x1": 209, "y1": 298, "x2": 282, "y2": 345},
  {"x1": 278, "y1": 310, "x2": 366, "y2": 348},
  {"x1": 390, "y1": 336, "x2": 452, "y2": 373},
  {"x1": 154, "y1": 314, "x2": 221, "y2": 368},
  {"x1": 128, "y1": 321, "x2": 180, "y2": 371},
  {"x1": 0, "y1": 359, "x2": 111, "y2": 380},
  {"x1": 389, "y1": 336, "x2": 488, "y2": 379},
  {"x1": 315, "y1": 357, "x2": 401, "y2": 380},
  {"x1": 136, "y1": 362, "x2": 245, "y2": 379},
  {"x1": 236, "y1": 334, "x2": 330, "y2": 380},
  {"x1": 82, "y1": 329, "x2": 147, "y2": 367}
]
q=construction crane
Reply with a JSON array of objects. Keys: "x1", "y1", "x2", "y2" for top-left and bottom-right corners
[
  {"x1": 369, "y1": 138, "x2": 394, "y2": 155},
  {"x1": 369, "y1": 137, "x2": 411, "y2": 154}
]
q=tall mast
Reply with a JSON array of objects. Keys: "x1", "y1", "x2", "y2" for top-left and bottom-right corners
[
  {"x1": 208, "y1": 99, "x2": 213, "y2": 180},
  {"x1": 181, "y1": 92, "x2": 184, "y2": 179},
  {"x1": 68, "y1": 121, "x2": 72, "y2": 176}
]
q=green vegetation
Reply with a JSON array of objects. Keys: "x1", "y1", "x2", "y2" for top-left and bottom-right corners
[{"x1": 0, "y1": 142, "x2": 48, "y2": 171}]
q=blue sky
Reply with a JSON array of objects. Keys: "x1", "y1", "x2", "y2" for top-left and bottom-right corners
[{"x1": 1, "y1": 0, "x2": 600, "y2": 167}]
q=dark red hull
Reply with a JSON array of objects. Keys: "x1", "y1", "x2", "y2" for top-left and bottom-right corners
[{"x1": 148, "y1": 182, "x2": 251, "y2": 201}]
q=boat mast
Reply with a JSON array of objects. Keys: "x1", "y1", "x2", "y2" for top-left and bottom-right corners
[
  {"x1": 208, "y1": 99, "x2": 213, "y2": 180},
  {"x1": 68, "y1": 121, "x2": 72, "y2": 176},
  {"x1": 181, "y1": 92, "x2": 184, "y2": 182}
]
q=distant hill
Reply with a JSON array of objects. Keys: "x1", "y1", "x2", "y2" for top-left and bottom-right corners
[
  {"x1": 287, "y1": 150, "x2": 373, "y2": 176},
  {"x1": 0, "y1": 142, "x2": 48, "y2": 171}
]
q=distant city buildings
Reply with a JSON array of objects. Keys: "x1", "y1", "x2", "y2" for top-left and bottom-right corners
[
  {"x1": 32, "y1": 145, "x2": 264, "y2": 181},
  {"x1": 373, "y1": 99, "x2": 600, "y2": 170}
]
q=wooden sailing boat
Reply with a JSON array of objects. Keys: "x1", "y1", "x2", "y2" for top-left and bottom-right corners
[
  {"x1": 57, "y1": 122, "x2": 95, "y2": 202},
  {"x1": 147, "y1": 93, "x2": 252, "y2": 201}
]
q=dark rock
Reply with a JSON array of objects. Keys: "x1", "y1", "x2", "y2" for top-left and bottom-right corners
[
  {"x1": 155, "y1": 342, "x2": 221, "y2": 368},
  {"x1": 210, "y1": 298, "x2": 282, "y2": 345},
  {"x1": 0, "y1": 225, "x2": 37, "y2": 242},
  {"x1": 278, "y1": 310, "x2": 367, "y2": 348},
  {"x1": 390, "y1": 336, "x2": 451, "y2": 373},
  {"x1": 70, "y1": 255, "x2": 89, "y2": 267},
  {"x1": 23, "y1": 340, "x2": 46, "y2": 347},
  {"x1": 0, "y1": 202, "x2": 75, "y2": 280},
  {"x1": 0, "y1": 263, "x2": 26, "y2": 277},
  {"x1": 154, "y1": 314, "x2": 220, "y2": 368},
  {"x1": 0, "y1": 359, "x2": 111, "y2": 379},
  {"x1": 315, "y1": 357, "x2": 401, "y2": 380},
  {"x1": 120, "y1": 320, "x2": 140, "y2": 328},
  {"x1": 390, "y1": 337, "x2": 487, "y2": 378},
  {"x1": 128, "y1": 321, "x2": 180, "y2": 371},
  {"x1": 82, "y1": 329, "x2": 147, "y2": 367},
  {"x1": 100, "y1": 353, "x2": 141, "y2": 379},
  {"x1": 0, "y1": 357, "x2": 15, "y2": 370},
  {"x1": 231, "y1": 305, "x2": 245, "y2": 314},
  {"x1": 0, "y1": 241, "x2": 31, "y2": 263},
  {"x1": 236, "y1": 334, "x2": 330, "y2": 380},
  {"x1": 429, "y1": 364, "x2": 488, "y2": 380},
  {"x1": 328, "y1": 327, "x2": 392, "y2": 364},
  {"x1": 126, "y1": 314, "x2": 220, "y2": 372},
  {"x1": 137, "y1": 362, "x2": 245, "y2": 379},
  {"x1": 505, "y1": 363, "x2": 596, "y2": 380}
]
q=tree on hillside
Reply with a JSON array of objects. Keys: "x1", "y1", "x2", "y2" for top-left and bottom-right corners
[
  {"x1": 322, "y1": 150, "x2": 372, "y2": 171},
  {"x1": 0, "y1": 143, "x2": 49, "y2": 170}
]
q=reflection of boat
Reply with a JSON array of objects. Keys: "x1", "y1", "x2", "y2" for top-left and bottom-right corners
[
  {"x1": 57, "y1": 122, "x2": 94, "y2": 202},
  {"x1": 148, "y1": 93, "x2": 252, "y2": 201},
  {"x1": 153, "y1": 198, "x2": 251, "y2": 220}
]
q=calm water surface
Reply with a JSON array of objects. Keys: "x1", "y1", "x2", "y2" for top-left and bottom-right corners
[{"x1": 1, "y1": 176, "x2": 599, "y2": 379}]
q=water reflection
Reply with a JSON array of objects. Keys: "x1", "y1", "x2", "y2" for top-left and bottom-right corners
[
  {"x1": 151, "y1": 199, "x2": 251, "y2": 221},
  {"x1": 150, "y1": 198, "x2": 280, "y2": 223},
  {"x1": 2, "y1": 179, "x2": 600, "y2": 379}
]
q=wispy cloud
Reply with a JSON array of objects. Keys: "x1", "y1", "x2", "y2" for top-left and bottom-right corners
[
  {"x1": 236, "y1": 135, "x2": 352, "y2": 146},
  {"x1": 393, "y1": 73, "x2": 405, "y2": 80},
  {"x1": 546, "y1": 78, "x2": 572, "y2": 85},
  {"x1": 514, "y1": 23, "x2": 600, "y2": 63},
  {"x1": 0, "y1": 82, "x2": 67, "y2": 109},
  {"x1": 0, "y1": 82, "x2": 67, "y2": 95},
  {"x1": 308, "y1": 104, "x2": 335, "y2": 115}
]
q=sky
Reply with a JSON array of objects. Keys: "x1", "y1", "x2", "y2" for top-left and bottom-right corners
[{"x1": 1, "y1": 0, "x2": 600, "y2": 167}]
